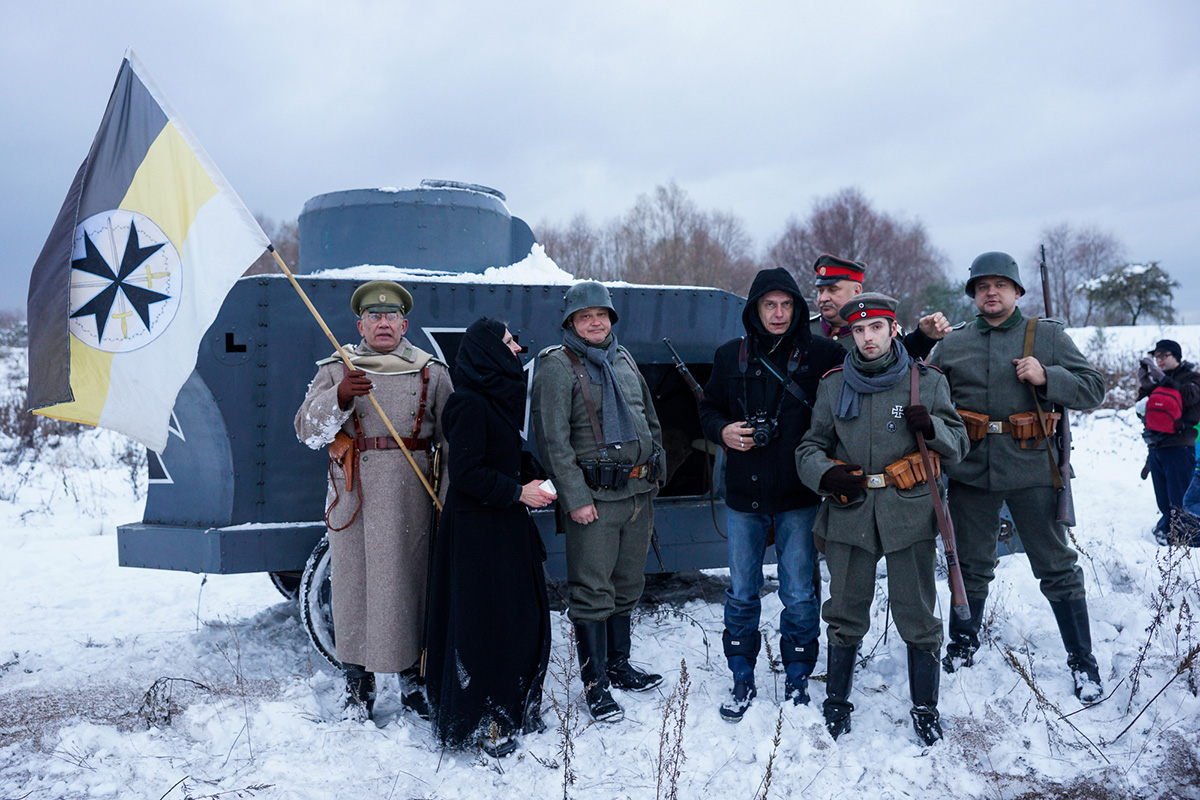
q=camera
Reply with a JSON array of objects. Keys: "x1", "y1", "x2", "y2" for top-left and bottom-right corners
[{"x1": 747, "y1": 414, "x2": 778, "y2": 448}]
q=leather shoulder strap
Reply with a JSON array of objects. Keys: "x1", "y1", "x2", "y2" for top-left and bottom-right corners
[{"x1": 562, "y1": 347, "x2": 607, "y2": 455}]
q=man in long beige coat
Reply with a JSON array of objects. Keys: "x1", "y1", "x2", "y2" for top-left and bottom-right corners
[{"x1": 295, "y1": 280, "x2": 450, "y2": 721}]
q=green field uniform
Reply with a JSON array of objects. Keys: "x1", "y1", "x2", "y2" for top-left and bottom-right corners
[
  {"x1": 927, "y1": 310, "x2": 1104, "y2": 602},
  {"x1": 531, "y1": 343, "x2": 664, "y2": 623},
  {"x1": 797, "y1": 361, "x2": 969, "y2": 650}
]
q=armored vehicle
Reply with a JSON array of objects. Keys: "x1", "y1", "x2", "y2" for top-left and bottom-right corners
[{"x1": 116, "y1": 180, "x2": 745, "y2": 666}]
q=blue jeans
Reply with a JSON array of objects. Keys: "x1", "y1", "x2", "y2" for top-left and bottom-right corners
[
  {"x1": 1149, "y1": 446, "x2": 1195, "y2": 534},
  {"x1": 724, "y1": 506, "x2": 821, "y2": 676}
]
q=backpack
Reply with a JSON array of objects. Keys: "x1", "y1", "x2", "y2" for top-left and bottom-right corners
[{"x1": 1145, "y1": 386, "x2": 1184, "y2": 434}]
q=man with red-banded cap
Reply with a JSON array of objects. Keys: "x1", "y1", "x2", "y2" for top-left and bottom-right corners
[
  {"x1": 798, "y1": 292, "x2": 968, "y2": 745},
  {"x1": 809, "y1": 254, "x2": 951, "y2": 358}
]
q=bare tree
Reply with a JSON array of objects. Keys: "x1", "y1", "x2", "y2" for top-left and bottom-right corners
[
  {"x1": 540, "y1": 183, "x2": 760, "y2": 293},
  {"x1": 245, "y1": 215, "x2": 299, "y2": 276},
  {"x1": 1027, "y1": 223, "x2": 1126, "y2": 325},
  {"x1": 766, "y1": 187, "x2": 948, "y2": 326}
]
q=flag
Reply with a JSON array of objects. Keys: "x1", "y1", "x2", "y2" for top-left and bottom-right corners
[{"x1": 27, "y1": 48, "x2": 269, "y2": 453}]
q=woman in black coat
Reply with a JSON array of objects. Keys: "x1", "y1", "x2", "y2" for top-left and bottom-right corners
[{"x1": 425, "y1": 317, "x2": 556, "y2": 756}]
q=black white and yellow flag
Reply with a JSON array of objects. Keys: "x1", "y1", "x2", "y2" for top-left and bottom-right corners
[{"x1": 27, "y1": 49, "x2": 269, "y2": 452}]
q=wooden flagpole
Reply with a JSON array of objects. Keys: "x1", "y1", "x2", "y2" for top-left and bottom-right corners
[{"x1": 270, "y1": 246, "x2": 442, "y2": 511}]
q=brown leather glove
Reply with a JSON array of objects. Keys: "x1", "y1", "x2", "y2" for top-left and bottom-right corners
[
  {"x1": 337, "y1": 369, "x2": 373, "y2": 409},
  {"x1": 820, "y1": 463, "x2": 865, "y2": 499},
  {"x1": 905, "y1": 404, "x2": 934, "y2": 438}
]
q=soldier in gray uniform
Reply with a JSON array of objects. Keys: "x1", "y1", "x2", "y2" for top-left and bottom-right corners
[
  {"x1": 809, "y1": 254, "x2": 951, "y2": 356},
  {"x1": 798, "y1": 293, "x2": 968, "y2": 744},
  {"x1": 928, "y1": 252, "x2": 1106, "y2": 703},
  {"x1": 531, "y1": 281, "x2": 665, "y2": 723}
]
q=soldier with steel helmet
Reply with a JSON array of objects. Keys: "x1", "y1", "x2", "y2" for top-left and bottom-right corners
[
  {"x1": 927, "y1": 252, "x2": 1106, "y2": 703},
  {"x1": 295, "y1": 279, "x2": 452, "y2": 722},
  {"x1": 531, "y1": 280, "x2": 666, "y2": 723}
]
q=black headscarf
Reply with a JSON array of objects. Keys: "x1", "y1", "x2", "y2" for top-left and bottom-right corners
[{"x1": 453, "y1": 317, "x2": 526, "y2": 432}]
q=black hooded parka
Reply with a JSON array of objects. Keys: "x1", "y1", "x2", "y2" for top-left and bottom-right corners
[{"x1": 700, "y1": 269, "x2": 845, "y2": 515}]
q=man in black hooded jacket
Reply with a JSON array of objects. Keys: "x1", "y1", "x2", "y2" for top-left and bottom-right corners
[{"x1": 700, "y1": 268, "x2": 846, "y2": 721}]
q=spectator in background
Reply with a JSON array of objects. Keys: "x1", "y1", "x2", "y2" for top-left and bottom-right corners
[{"x1": 1138, "y1": 339, "x2": 1200, "y2": 545}]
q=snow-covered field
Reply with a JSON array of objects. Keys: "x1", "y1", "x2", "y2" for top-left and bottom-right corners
[{"x1": 2, "y1": 327, "x2": 1199, "y2": 800}]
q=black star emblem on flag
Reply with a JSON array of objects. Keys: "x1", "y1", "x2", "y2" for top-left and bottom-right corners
[{"x1": 70, "y1": 219, "x2": 171, "y2": 340}]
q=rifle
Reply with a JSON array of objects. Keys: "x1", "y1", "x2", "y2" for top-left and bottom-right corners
[
  {"x1": 663, "y1": 337, "x2": 724, "y2": 539},
  {"x1": 663, "y1": 337, "x2": 706, "y2": 404},
  {"x1": 1039, "y1": 245, "x2": 1077, "y2": 526},
  {"x1": 911, "y1": 366, "x2": 970, "y2": 620}
]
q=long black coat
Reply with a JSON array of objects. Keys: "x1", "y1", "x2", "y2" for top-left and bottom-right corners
[
  {"x1": 700, "y1": 268, "x2": 845, "y2": 515},
  {"x1": 425, "y1": 320, "x2": 550, "y2": 748}
]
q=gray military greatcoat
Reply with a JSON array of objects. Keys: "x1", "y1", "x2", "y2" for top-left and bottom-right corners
[{"x1": 295, "y1": 338, "x2": 450, "y2": 673}]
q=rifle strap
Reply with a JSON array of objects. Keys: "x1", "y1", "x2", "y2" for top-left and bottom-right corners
[
  {"x1": 1023, "y1": 318, "x2": 1064, "y2": 490},
  {"x1": 563, "y1": 347, "x2": 609, "y2": 458}
]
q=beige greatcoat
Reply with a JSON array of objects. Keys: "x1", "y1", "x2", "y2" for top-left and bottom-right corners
[{"x1": 295, "y1": 338, "x2": 451, "y2": 673}]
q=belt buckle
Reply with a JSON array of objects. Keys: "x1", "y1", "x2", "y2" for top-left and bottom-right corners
[
  {"x1": 866, "y1": 474, "x2": 886, "y2": 489},
  {"x1": 986, "y1": 421, "x2": 1003, "y2": 434}
]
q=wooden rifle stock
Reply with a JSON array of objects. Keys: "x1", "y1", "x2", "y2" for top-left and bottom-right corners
[
  {"x1": 911, "y1": 365, "x2": 970, "y2": 620},
  {"x1": 1040, "y1": 246, "x2": 1077, "y2": 526}
]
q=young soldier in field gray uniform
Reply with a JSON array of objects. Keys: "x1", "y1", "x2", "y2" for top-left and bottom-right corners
[
  {"x1": 531, "y1": 281, "x2": 665, "y2": 723},
  {"x1": 798, "y1": 293, "x2": 969, "y2": 744},
  {"x1": 928, "y1": 252, "x2": 1106, "y2": 702}
]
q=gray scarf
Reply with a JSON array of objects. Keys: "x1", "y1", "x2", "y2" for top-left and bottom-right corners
[
  {"x1": 562, "y1": 329, "x2": 639, "y2": 450},
  {"x1": 836, "y1": 342, "x2": 912, "y2": 420}
]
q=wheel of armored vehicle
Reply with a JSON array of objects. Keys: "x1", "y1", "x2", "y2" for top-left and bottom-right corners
[
  {"x1": 269, "y1": 571, "x2": 301, "y2": 600},
  {"x1": 299, "y1": 535, "x2": 341, "y2": 669}
]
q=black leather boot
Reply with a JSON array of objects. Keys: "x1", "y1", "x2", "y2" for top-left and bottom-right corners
[
  {"x1": 943, "y1": 596, "x2": 986, "y2": 673},
  {"x1": 908, "y1": 647, "x2": 943, "y2": 745},
  {"x1": 1049, "y1": 598, "x2": 1103, "y2": 703},
  {"x1": 606, "y1": 613, "x2": 663, "y2": 691},
  {"x1": 343, "y1": 664, "x2": 375, "y2": 722},
  {"x1": 398, "y1": 665, "x2": 431, "y2": 720},
  {"x1": 575, "y1": 621, "x2": 623, "y2": 722},
  {"x1": 823, "y1": 645, "x2": 856, "y2": 740}
]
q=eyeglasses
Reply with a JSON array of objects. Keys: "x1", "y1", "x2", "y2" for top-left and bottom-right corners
[{"x1": 365, "y1": 311, "x2": 400, "y2": 323}]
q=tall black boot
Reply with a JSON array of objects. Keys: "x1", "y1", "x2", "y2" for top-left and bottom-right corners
[
  {"x1": 343, "y1": 663, "x2": 375, "y2": 722},
  {"x1": 1049, "y1": 598, "x2": 1103, "y2": 703},
  {"x1": 574, "y1": 621, "x2": 623, "y2": 722},
  {"x1": 908, "y1": 647, "x2": 943, "y2": 745},
  {"x1": 943, "y1": 596, "x2": 986, "y2": 673},
  {"x1": 606, "y1": 613, "x2": 663, "y2": 691},
  {"x1": 823, "y1": 645, "x2": 856, "y2": 740},
  {"x1": 398, "y1": 664, "x2": 431, "y2": 720}
]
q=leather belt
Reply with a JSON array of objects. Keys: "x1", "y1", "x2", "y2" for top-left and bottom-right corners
[
  {"x1": 356, "y1": 435, "x2": 430, "y2": 452},
  {"x1": 863, "y1": 472, "x2": 929, "y2": 489}
]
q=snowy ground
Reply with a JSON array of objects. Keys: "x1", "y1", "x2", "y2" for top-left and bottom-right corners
[{"x1": 3, "y1": 331, "x2": 1200, "y2": 800}]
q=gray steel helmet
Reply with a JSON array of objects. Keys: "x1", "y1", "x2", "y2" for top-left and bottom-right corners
[
  {"x1": 561, "y1": 280, "x2": 619, "y2": 328},
  {"x1": 965, "y1": 251, "x2": 1024, "y2": 296}
]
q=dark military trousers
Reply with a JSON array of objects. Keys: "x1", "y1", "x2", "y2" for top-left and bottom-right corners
[
  {"x1": 947, "y1": 480, "x2": 1085, "y2": 602},
  {"x1": 823, "y1": 536, "x2": 942, "y2": 652},
  {"x1": 564, "y1": 491, "x2": 654, "y2": 623}
]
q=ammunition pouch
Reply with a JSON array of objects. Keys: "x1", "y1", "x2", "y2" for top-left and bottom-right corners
[
  {"x1": 1008, "y1": 410, "x2": 1060, "y2": 448},
  {"x1": 578, "y1": 456, "x2": 659, "y2": 491},
  {"x1": 957, "y1": 409, "x2": 990, "y2": 441},
  {"x1": 883, "y1": 451, "x2": 941, "y2": 490}
]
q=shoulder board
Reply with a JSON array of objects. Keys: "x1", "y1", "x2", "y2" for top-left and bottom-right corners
[
  {"x1": 949, "y1": 320, "x2": 968, "y2": 331},
  {"x1": 537, "y1": 345, "x2": 564, "y2": 358},
  {"x1": 820, "y1": 365, "x2": 845, "y2": 379},
  {"x1": 1037, "y1": 317, "x2": 1065, "y2": 327}
]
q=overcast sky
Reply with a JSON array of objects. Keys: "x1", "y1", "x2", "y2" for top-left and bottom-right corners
[{"x1": 4, "y1": 1, "x2": 1198, "y2": 321}]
